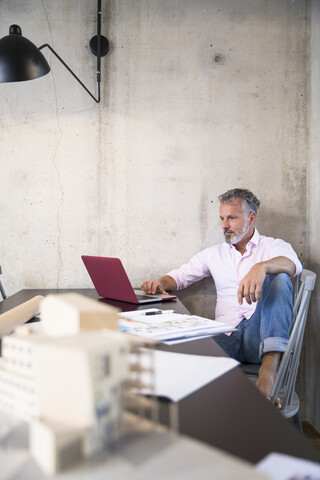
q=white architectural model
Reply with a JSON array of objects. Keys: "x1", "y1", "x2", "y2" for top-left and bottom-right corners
[{"x1": 0, "y1": 293, "x2": 158, "y2": 475}]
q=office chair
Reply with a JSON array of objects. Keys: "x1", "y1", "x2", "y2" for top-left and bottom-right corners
[
  {"x1": 0, "y1": 265, "x2": 7, "y2": 300},
  {"x1": 240, "y1": 269, "x2": 317, "y2": 431}
]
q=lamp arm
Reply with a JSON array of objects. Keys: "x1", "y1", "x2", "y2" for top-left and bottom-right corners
[{"x1": 39, "y1": 43, "x2": 100, "y2": 103}]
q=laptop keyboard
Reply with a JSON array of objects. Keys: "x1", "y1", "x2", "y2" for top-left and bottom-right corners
[{"x1": 136, "y1": 294, "x2": 155, "y2": 300}]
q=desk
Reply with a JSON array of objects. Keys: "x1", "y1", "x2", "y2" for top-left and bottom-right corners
[{"x1": 1, "y1": 289, "x2": 320, "y2": 466}]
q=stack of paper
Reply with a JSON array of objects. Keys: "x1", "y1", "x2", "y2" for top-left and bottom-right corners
[
  {"x1": 256, "y1": 452, "x2": 320, "y2": 479},
  {"x1": 119, "y1": 309, "x2": 234, "y2": 341}
]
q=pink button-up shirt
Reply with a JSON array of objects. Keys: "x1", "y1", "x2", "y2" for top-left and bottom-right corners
[{"x1": 167, "y1": 229, "x2": 302, "y2": 329}]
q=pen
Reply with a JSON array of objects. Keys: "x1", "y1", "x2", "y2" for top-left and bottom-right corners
[{"x1": 143, "y1": 309, "x2": 175, "y2": 316}]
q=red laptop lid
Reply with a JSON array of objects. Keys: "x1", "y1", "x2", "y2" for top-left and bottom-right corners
[{"x1": 81, "y1": 256, "x2": 138, "y2": 303}]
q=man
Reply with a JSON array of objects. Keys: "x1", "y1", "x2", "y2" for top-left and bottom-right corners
[{"x1": 140, "y1": 188, "x2": 302, "y2": 407}]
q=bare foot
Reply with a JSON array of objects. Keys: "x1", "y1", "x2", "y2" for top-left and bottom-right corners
[{"x1": 256, "y1": 352, "x2": 281, "y2": 409}]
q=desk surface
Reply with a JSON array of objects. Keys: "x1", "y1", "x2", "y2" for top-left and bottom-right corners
[{"x1": 1, "y1": 289, "x2": 320, "y2": 465}]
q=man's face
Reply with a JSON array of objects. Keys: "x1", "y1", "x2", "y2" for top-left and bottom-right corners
[{"x1": 219, "y1": 199, "x2": 253, "y2": 245}]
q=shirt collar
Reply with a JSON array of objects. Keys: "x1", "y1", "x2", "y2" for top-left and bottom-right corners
[{"x1": 249, "y1": 228, "x2": 260, "y2": 246}]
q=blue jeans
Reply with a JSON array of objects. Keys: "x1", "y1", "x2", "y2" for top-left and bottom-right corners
[{"x1": 214, "y1": 273, "x2": 293, "y2": 363}]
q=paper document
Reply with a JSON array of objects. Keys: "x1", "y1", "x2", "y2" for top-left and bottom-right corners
[
  {"x1": 163, "y1": 335, "x2": 215, "y2": 346},
  {"x1": 256, "y1": 452, "x2": 320, "y2": 480},
  {"x1": 135, "y1": 349, "x2": 239, "y2": 402},
  {"x1": 119, "y1": 309, "x2": 234, "y2": 341}
]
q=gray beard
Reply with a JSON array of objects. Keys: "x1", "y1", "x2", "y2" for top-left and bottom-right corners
[{"x1": 224, "y1": 220, "x2": 250, "y2": 245}]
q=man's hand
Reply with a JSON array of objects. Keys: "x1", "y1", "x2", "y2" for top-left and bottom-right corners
[
  {"x1": 237, "y1": 256, "x2": 296, "y2": 305},
  {"x1": 237, "y1": 263, "x2": 267, "y2": 305},
  {"x1": 140, "y1": 275, "x2": 177, "y2": 295},
  {"x1": 140, "y1": 279, "x2": 169, "y2": 295}
]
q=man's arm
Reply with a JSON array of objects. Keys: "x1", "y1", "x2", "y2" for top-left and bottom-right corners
[
  {"x1": 141, "y1": 248, "x2": 211, "y2": 295},
  {"x1": 140, "y1": 275, "x2": 177, "y2": 295},
  {"x1": 237, "y1": 256, "x2": 296, "y2": 305}
]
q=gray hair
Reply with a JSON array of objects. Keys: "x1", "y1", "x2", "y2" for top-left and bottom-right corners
[{"x1": 218, "y1": 188, "x2": 260, "y2": 215}]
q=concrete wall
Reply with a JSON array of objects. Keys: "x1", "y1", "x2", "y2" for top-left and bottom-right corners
[
  {"x1": 307, "y1": 0, "x2": 320, "y2": 432},
  {"x1": 0, "y1": 1, "x2": 312, "y2": 415}
]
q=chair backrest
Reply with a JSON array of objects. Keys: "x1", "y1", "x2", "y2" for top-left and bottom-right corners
[
  {"x1": 270, "y1": 269, "x2": 317, "y2": 410},
  {"x1": 0, "y1": 266, "x2": 7, "y2": 300}
]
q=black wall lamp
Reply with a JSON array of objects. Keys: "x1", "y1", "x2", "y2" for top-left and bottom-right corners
[{"x1": 0, "y1": 0, "x2": 109, "y2": 103}]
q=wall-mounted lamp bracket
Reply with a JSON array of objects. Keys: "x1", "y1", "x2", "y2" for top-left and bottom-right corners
[{"x1": 89, "y1": 36, "x2": 110, "y2": 57}]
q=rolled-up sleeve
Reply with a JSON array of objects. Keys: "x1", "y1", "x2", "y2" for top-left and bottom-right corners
[
  {"x1": 166, "y1": 249, "x2": 211, "y2": 290},
  {"x1": 268, "y1": 239, "x2": 303, "y2": 277}
]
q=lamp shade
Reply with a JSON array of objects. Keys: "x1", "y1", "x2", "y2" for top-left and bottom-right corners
[{"x1": 0, "y1": 25, "x2": 50, "y2": 83}]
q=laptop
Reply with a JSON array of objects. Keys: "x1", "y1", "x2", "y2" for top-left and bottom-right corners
[{"x1": 81, "y1": 255, "x2": 177, "y2": 304}]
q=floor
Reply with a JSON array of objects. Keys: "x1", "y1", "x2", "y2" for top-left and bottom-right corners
[{"x1": 302, "y1": 421, "x2": 320, "y2": 453}]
